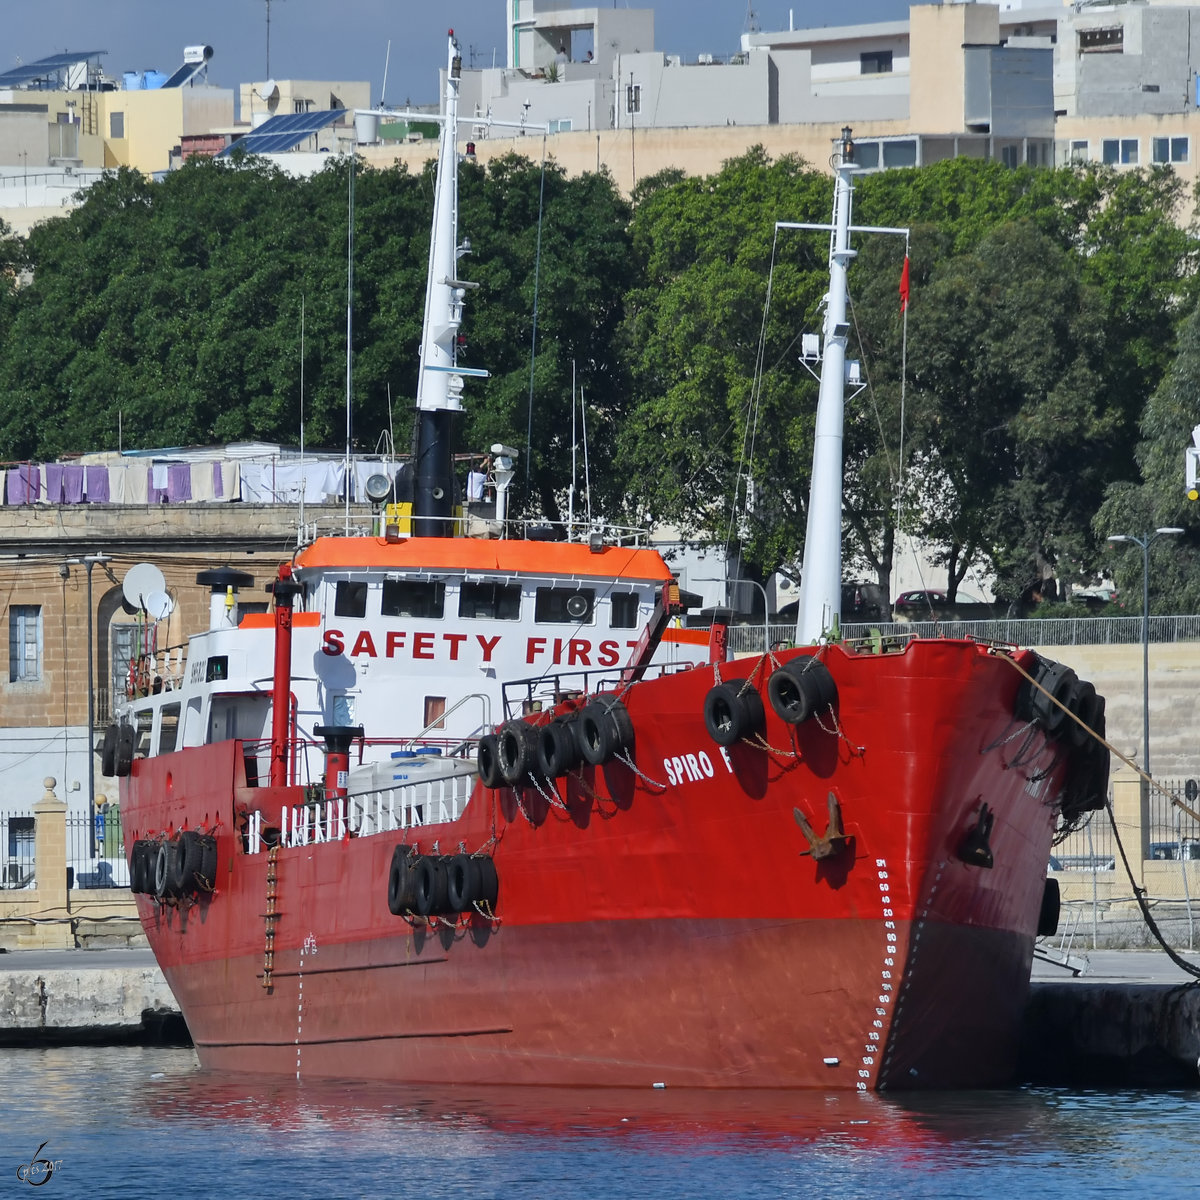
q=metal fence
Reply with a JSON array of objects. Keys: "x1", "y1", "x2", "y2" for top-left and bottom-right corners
[
  {"x1": 725, "y1": 614, "x2": 1200, "y2": 655},
  {"x1": 0, "y1": 811, "x2": 36, "y2": 889},
  {"x1": 66, "y1": 810, "x2": 128, "y2": 888}
]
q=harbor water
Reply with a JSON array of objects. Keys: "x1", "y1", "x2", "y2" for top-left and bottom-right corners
[{"x1": 4, "y1": 1046, "x2": 1199, "y2": 1198}]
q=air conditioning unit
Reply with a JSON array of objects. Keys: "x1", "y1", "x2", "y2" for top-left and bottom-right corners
[{"x1": 697, "y1": 53, "x2": 714, "y2": 64}]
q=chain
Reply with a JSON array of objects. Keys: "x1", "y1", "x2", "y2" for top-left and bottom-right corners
[{"x1": 614, "y1": 748, "x2": 667, "y2": 790}]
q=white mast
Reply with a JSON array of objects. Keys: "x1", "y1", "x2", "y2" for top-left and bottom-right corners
[
  {"x1": 416, "y1": 30, "x2": 467, "y2": 417},
  {"x1": 794, "y1": 130, "x2": 856, "y2": 644}
]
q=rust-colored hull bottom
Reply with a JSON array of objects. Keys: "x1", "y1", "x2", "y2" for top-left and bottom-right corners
[{"x1": 175, "y1": 915, "x2": 1032, "y2": 1090}]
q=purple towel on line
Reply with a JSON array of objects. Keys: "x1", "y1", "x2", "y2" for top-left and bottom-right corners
[
  {"x1": 9, "y1": 464, "x2": 39, "y2": 504},
  {"x1": 62, "y1": 464, "x2": 85, "y2": 504},
  {"x1": 85, "y1": 465, "x2": 109, "y2": 503},
  {"x1": 213, "y1": 461, "x2": 223, "y2": 499},
  {"x1": 167, "y1": 462, "x2": 192, "y2": 502},
  {"x1": 43, "y1": 464, "x2": 64, "y2": 503}
]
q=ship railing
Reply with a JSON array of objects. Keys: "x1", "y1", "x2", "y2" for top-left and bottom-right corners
[
  {"x1": 245, "y1": 773, "x2": 475, "y2": 853},
  {"x1": 499, "y1": 662, "x2": 700, "y2": 722},
  {"x1": 297, "y1": 512, "x2": 649, "y2": 547}
]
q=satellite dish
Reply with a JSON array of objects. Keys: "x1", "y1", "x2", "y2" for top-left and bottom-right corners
[
  {"x1": 144, "y1": 591, "x2": 174, "y2": 621},
  {"x1": 258, "y1": 78, "x2": 279, "y2": 105},
  {"x1": 122, "y1": 563, "x2": 167, "y2": 612},
  {"x1": 365, "y1": 473, "x2": 392, "y2": 503}
]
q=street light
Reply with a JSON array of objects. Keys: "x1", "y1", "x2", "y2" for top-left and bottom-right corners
[
  {"x1": 1106, "y1": 528, "x2": 1183, "y2": 776},
  {"x1": 694, "y1": 577, "x2": 771, "y2": 655},
  {"x1": 83, "y1": 554, "x2": 112, "y2": 855}
]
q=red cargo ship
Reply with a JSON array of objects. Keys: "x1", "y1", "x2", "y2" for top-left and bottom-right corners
[{"x1": 114, "y1": 34, "x2": 1108, "y2": 1091}]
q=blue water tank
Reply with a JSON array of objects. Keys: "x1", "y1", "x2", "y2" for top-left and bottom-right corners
[
  {"x1": 123, "y1": 71, "x2": 143, "y2": 90},
  {"x1": 143, "y1": 69, "x2": 167, "y2": 89}
]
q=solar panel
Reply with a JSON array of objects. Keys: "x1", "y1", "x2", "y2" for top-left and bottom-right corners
[
  {"x1": 0, "y1": 50, "x2": 105, "y2": 89},
  {"x1": 161, "y1": 60, "x2": 206, "y2": 88},
  {"x1": 218, "y1": 109, "x2": 344, "y2": 157}
]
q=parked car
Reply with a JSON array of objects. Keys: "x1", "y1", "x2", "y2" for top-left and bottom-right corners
[
  {"x1": 1149, "y1": 840, "x2": 1200, "y2": 861},
  {"x1": 893, "y1": 589, "x2": 949, "y2": 615}
]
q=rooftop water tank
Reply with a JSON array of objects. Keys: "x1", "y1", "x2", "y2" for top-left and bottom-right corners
[
  {"x1": 123, "y1": 71, "x2": 143, "y2": 90},
  {"x1": 143, "y1": 69, "x2": 167, "y2": 89}
]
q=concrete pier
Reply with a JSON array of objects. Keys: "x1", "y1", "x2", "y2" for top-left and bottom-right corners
[{"x1": 0, "y1": 948, "x2": 186, "y2": 1046}]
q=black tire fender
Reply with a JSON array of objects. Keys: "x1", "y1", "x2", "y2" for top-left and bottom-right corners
[
  {"x1": 414, "y1": 854, "x2": 451, "y2": 917},
  {"x1": 477, "y1": 733, "x2": 505, "y2": 789},
  {"x1": 387, "y1": 844, "x2": 418, "y2": 916},
  {"x1": 767, "y1": 658, "x2": 837, "y2": 725},
  {"x1": 703, "y1": 681, "x2": 765, "y2": 746},
  {"x1": 497, "y1": 720, "x2": 539, "y2": 785},
  {"x1": 537, "y1": 719, "x2": 580, "y2": 777},
  {"x1": 575, "y1": 698, "x2": 634, "y2": 766},
  {"x1": 100, "y1": 725, "x2": 119, "y2": 778}
]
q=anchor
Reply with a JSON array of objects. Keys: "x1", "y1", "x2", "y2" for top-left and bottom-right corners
[
  {"x1": 958, "y1": 801, "x2": 995, "y2": 869},
  {"x1": 794, "y1": 792, "x2": 847, "y2": 860}
]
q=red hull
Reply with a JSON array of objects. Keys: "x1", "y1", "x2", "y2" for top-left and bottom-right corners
[{"x1": 122, "y1": 639, "x2": 1069, "y2": 1090}]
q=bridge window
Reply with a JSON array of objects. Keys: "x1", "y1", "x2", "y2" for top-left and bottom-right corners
[
  {"x1": 535, "y1": 587, "x2": 595, "y2": 624},
  {"x1": 335, "y1": 580, "x2": 368, "y2": 617},
  {"x1": 459, "y1": 582, "x2": 522, "y2": 620},
  {"x1": 611, "y1": 593, "x2": 642, "y2": 629},
  {"x1": 382, "y1": 579, "x2": 445, "y2": 618}
]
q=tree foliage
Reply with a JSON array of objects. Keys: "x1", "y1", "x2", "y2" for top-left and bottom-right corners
[{"x1": 0, "y1": 149, "x2": 1196, "y2": 608}]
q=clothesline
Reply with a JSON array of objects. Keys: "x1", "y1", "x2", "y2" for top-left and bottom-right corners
[{"x1": 0, "y1": 458, "x2": 407, "y2": 506}]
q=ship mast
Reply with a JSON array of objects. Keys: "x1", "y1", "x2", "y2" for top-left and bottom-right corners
[
  {"x1": 794, "y1": 129, "x2": 856, "y2": 644},
  {"x1": 412, "y1": 30, "x2": 477, "y2": 538}
]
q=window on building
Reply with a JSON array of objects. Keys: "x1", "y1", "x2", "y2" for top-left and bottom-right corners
[
  {"x1": 1001, "y1": 144, "x2": 1020, "y2": 168},
  {"x1": 611, "y1": 593, "x2": 642, "y2": 629},
  {"x1": 381, "y1": 579, "x2": 445, "y2": 619},
  {"x1": 881, "y1": 140, "x2": 917, "y2": 168},
  {"x1": 535, "y1": 588, "x2": 595, "y2": 624},
  {"x1": 548, "y1": 118, "x2": 574, "y2": 133},
  {"x1": 1069, "y1": 139, "x2": 1089, "y2": 163},
  {"x1": 110, "y1": 111, "x2": 125, "y2": 139},
  {"x1": 9, "y1": 606, "x2": 41, "y2": 682},
  {"x1": 1102, "y1": 138, "x2": 1139, "y2": 165},
  {"x1": 459, "y1": 582, "x2": 522, "y2": 620},
  {"x1": 334, "y1": 580, "x2": 368, "y2": 618},
  {"x1": 1153, "y1": 136, "x2": 1189, "y2": 164},
  {"x1": 854, "y1": 142, "x2": 881, "y2": 169},
  {"x1": 860, "y1": 50, "x2": 893, "y2": 75},
  {"x1": 1078, "y1": 27, "x2": 1123, "y2": 52}
]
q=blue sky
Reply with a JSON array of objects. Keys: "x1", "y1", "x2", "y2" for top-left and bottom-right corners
[{"x1": 7, "y1": 1, "x2": 910, "y2": 109}]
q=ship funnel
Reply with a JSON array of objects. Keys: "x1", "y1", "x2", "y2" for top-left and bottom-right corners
[{"x1": 196, "y1": 567, "x2": 255, "y2": 630}]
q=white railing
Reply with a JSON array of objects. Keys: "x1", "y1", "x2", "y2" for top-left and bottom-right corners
[{"x1": 246, "y1": 773, "x2": 475, "y2": 853}]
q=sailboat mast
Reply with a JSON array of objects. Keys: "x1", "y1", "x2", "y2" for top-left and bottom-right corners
[
  {"x1": 795, "y1": 129, "x2": 856, "y2": 644},
  {"x1": 413, "y1": 30, "x2": 466, "y2": 538}
]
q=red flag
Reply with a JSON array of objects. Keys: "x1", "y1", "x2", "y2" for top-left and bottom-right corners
[{"x1": 899, "y1": 255, "x2": 910, "y2": 313}]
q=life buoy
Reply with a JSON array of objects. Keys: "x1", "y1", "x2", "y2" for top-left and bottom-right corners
[
  {"x1": 414, "y1": 855, "x2": 451, "y2": 918},
  {"x1": 497, "y1": 720, "x2": 539, "y2": 785},
  {"x1": 537, "y1": 719, "x2": 580, "y2": 777},
  {"x1": 476, "y1": 734, "x2": 505, "y2": 789},
  {"x1": 703, "y1": 681, "x2": 765, "y2": 746},
  {"x1": 575, "y1": 697, "x2": 634, "y2": 766},
  {"x1": 100, "y1": 725, "x2": 118, "y2": 778},
  {"x1": 387, "y1": 844, "x2": 418, "y2": 916},
  {"x1": 767, "y1": 658, "x2": 837, "y2": 725}
]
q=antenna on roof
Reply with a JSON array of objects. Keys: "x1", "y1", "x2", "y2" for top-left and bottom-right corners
[
  {"x1": 380, "y1": 39, "x2": 391, "y2": 107},
  {"x1": 263, "y1": 0, "x2": 287, "y2": 78}
]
